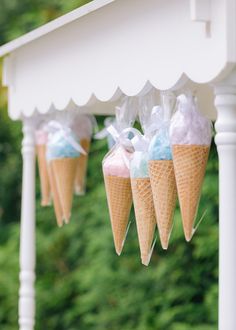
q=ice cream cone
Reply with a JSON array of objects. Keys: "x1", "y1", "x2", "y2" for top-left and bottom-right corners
[
  {"x1": 36, "y1": 144, "x2": 51, "y2": 206},
  {"x1": 172, "y1": 144, "x2": 210, "y2": 241},
  {"x1": 51, "y1": 157, "x2": 79, "y2": 223},
  {"x1": 148, "y1": 160, "x2": 177, "y2": 249},
  {"x1": 104, "y1": 175, "x2": 132, "y2": 255},
  {"x1": 74, "y1": 139, "x2": 90, "y2": 195},
  {"x1": 131, "y1": 177, "x2": 156, "y2": 265},
  {"x1": 48, "y1": 162, "x2": 63, "y2": 227}
]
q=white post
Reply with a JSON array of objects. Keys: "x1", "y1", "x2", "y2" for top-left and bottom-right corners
[
  {"x1": 214, "y1": 70, "x2": 236, "y2": 330},
  {"x1": 19, "y1": 118, "x2": 36, "y2": 330}
]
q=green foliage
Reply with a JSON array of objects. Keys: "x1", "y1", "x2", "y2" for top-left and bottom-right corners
[
  {"x1": 33, "y1": 139, "x2": 217, "y2": 330},
  {"x1": 0, "y1": 62, "x2": 22, "y2": 225},
  {"x1": 0, "y1": 1, "x2": 218, "y2": 329},
  {"x1": 0, "y1": 0, "x2": 92, "y2": 45}
]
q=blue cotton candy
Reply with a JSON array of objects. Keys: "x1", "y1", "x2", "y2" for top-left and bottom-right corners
[
  {"x1": 148, "y1": 127, "x2": 172, "y2": 160},
  {"x1": 47, "y1": 131, "x2": 80, "y2": 161},
  {"x1": 130, "y1": 152, "x2": 149, "y2": 178}
]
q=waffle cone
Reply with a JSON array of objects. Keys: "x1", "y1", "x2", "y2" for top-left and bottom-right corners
[
  {"x1": 51, "y1": 157, "x2": 79, "y2": 223},
  {"x1": 36, "y1": 144, "x2": 51, "y2": 206},
  {"x1": 104, "y1": 175, "x2": 132, "y2": 255},
  {"x1": 131, "y1": 177, "x2": 156, "y2": 266},
  {"x1": 172, "y1": 144, "x2": 210, "y2": 241},
  {"x1": 149, "y1": 160, "x2": 177, "y2": 250},
  {"x1": 75, "y1": 139, "x2": 90, "y2": 195},
  {"x1": 48, "y1": 162, "x2": 63, "y2": 227}
]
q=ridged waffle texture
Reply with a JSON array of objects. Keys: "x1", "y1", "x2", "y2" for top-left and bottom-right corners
[
  {"x1": 131, "y1": 177, "x2": 156, "y2": 265},
  {"x1": 172, "y1": 144, "x2": 209, "y2": 241},
  {"x1": 149, "y1": 160, "x2": 177, "y2": 249},
  {"x1": 36, "y1": 144, "x2": 51, "y2": 206},
  {"x1": 48, "y1": 162, "x2": 63, "y2": 227},
  {"x1": 51, "y1": 157, "x2": 79, "y2": 223},
  {"x1": 75, "y1": 139, "x2": 90, "y2": 195},
  {"x1": 104, "y1": 175, "x2": 132, "y2": 255}
]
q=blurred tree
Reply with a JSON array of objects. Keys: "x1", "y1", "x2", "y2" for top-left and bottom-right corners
[
  {"x1": 0, "y1": 61, "x2": 22, "y2": 225},
  {"x1": 0, "y1": 0, "x2": 91, "y2": 45}
]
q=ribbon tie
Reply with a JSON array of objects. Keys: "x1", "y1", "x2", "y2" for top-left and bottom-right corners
[
  {"x1": 106, "y1": 125, "x2": 134, "y2": 151},
  {"x1": 94, "y1": 117, "x2": 116, "y2": 140},
  {"x1": 106, "y1": 125, "x2": 136, "y2": 169},
  {"x1": 47, "y1": 121, "x2": 87, "y2": 155}
]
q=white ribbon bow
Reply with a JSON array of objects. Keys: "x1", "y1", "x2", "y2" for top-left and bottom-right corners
[
  {"x1": 106, "y1": 125, "x2": 136, "y2": 169},
  {"x1": 106, "y1": 125, "x2": 134, "y2": 151},
  {"x1": 47, "y1": 121, "x2": 87, "y2": 155},
  {"x1": 129, "y1": 128, "x2": 150, "y2": 152},
  {"x1": 94, "y1": 117, "x2": 116, "y2": 140}
]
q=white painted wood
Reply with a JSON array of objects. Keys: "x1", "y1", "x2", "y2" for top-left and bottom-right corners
[
  {"x1": 0, "y1": 0, "x2": 116, "y2": 57},
  {"x1": 190, "y1": 0, "x2": 211, "y2": 22},
  {"x1": 214, "y1": 68, "x2": 236, "y2": 330},
  {"x1": 1, "y1": 0, "x2": 235, "y2": 119},
  {"x1": 19, "y1": 118, "x2": 36, "y2": 330}
]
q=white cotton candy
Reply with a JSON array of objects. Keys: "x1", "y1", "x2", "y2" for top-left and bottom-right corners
[
  {"x1": 170, "y1": 94, "x2": 212, "y2": 145},
  {"x1": 71, "y1": 114, "x2": 93, "y2": 139}
]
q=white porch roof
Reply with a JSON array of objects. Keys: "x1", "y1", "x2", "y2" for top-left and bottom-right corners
[{"x1": 1, "y1": 0, "x2": 235, "y2": 120}]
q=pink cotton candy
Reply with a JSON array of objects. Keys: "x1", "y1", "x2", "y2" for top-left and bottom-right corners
[
  {"x1": 103, "y1": 146, "x2": 132, "y2": 178},
  {"x1": 35, "y1": 129, "x2": 48, "y2": 145}
]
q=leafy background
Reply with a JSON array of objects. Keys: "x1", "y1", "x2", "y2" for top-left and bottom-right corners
[{"x1": 0, "y1": 1, "x2": 218, "y2": 329}]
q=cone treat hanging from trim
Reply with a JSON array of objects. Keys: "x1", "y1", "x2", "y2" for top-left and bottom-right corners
[
  {"x1": 103, "y1": 97, "x2": 138, "y2": 255},
  {"x1": 148, "y1": 96, "x2": 177, "y2": 250},
  {"x1": 131, "y1": 176, "x2": 156, "y2": 265},
  {"x1": 148, "y1": 160, "x2": 177, "y2": 249},
  {"x1": 172, "y1": 144, "x2": 209, "y2": 241},
  {"x1": 35, "y1": 127, "x2": 51, "y2": 206},
  {"x1": 104, "y1": 172, "x2": 133, "y2": 255},
  {"x1": 51, "y1": 157, "x2": 79, "y2": 223},
  {"x1": 48, "y1": 162, "x2": 63, "y2": 227},
  {"x1": 71, "y1": 114, "x2": 94, "y2": 195},
  {"x1": 103, "y1": 145, "x2": 133, "y2": 255},
  {"x1": 129, "y1": 91, "x2": 159, "y2": 264},
  {"x1": 47, "y1": 120, "x2": 86, "y2": 225},
  {"x1": 170, "y1": 93, "x2": 212, "y2": 241}
]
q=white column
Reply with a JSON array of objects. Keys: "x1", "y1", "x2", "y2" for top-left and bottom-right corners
[
  {"x1": 214, "y1": 70, "x2": 236, "y2": 330},
  {"x1": 19, "y1": 118, "x2": 36, "y2": 330}
]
